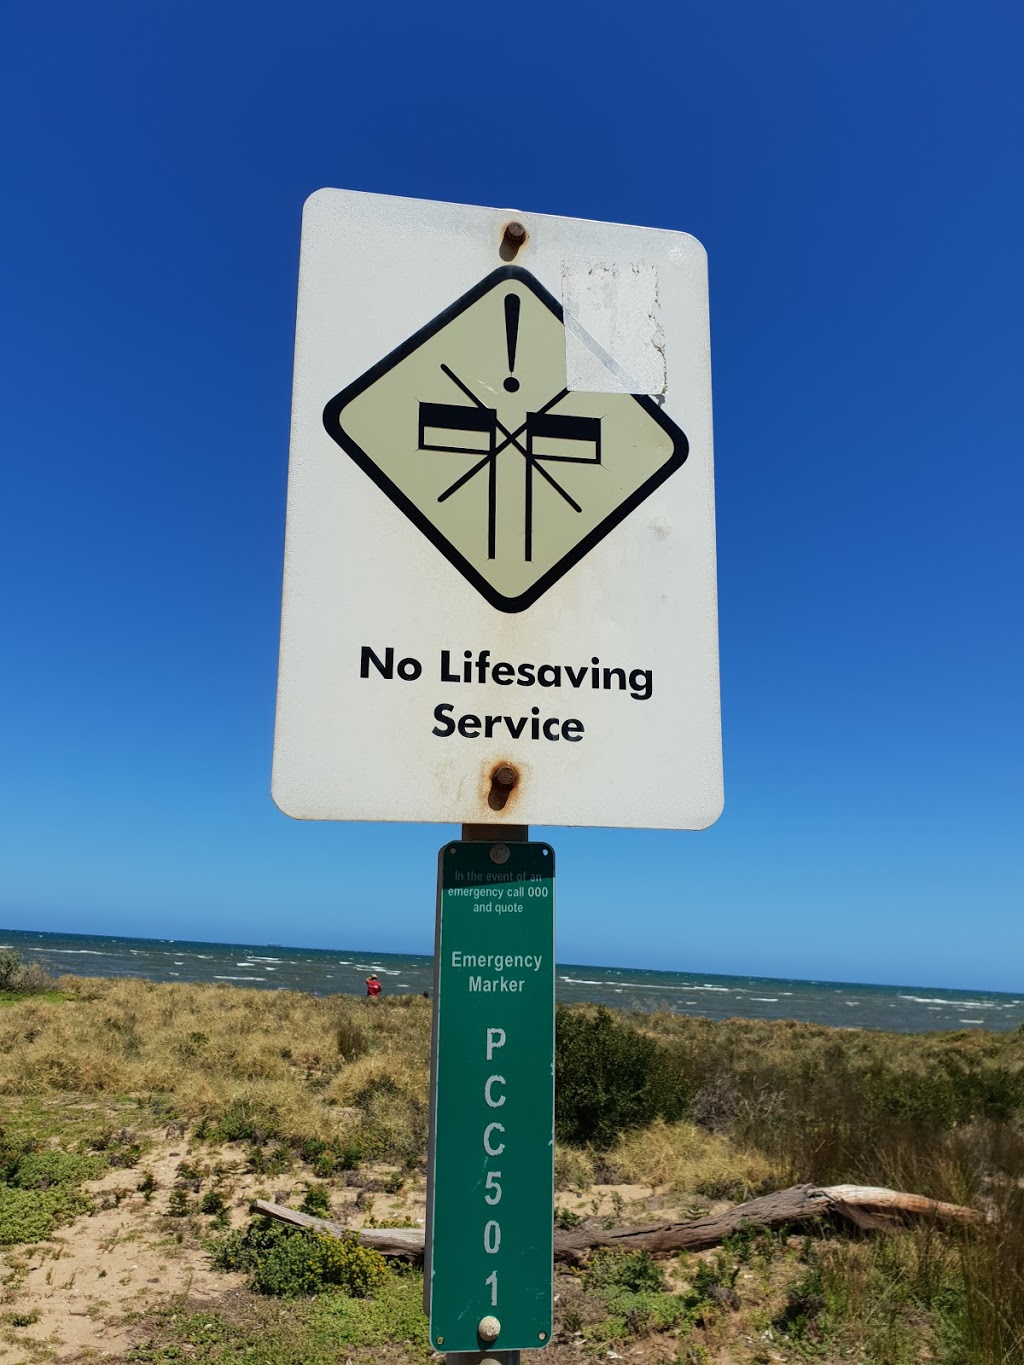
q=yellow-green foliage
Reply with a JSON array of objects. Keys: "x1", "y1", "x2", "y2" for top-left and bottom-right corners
[
  {"x1": 0, "y1": 1145, "x2": 103, "y2": 1245},
  {"x1": 609, "y1": 1117, "x2": 775, "y2": 1198},
  {"x1": 213, "y1": 1217, "x2": 387, "y2": 1298},
  {"x1": 0, "y1": 978, "x2": 432, "y2": 1161},
  {"x1": 0, "y1": 1184, "x2": 92, "y2": 1245}
]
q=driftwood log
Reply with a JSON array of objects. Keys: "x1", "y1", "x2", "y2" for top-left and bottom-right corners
[{"x1": 254, "y1": 1183, "x2": 981, "y2": 1264}]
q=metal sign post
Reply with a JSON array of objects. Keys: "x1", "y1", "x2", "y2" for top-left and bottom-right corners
[
  {"x1": 427, "y1": 829, "x2": 553, "y2": 1361},
  {"x1": 273, "y1": 189, "x2": 724, "y2": 1362}
]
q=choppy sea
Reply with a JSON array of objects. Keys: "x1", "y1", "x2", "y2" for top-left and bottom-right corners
[{"x1": 2, "y1": 928, "x2": 1021, "y2": 1033}]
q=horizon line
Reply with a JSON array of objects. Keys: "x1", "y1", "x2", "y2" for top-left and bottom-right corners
[{"x1": 1, "y1": 924, "x2": 1019, "y2": 1001}]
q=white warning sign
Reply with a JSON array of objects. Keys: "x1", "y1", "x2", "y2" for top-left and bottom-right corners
[{"x1": 273, "y1": 189, "x2": 722, "y2": 830}]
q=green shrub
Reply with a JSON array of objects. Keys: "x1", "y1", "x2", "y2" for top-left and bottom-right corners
[
  {"x1": 312, "y1": 1272, "x2": 426, "y2": 1344},
  {"x1": 248, "y1": 1141, "x2": 294, "y2": 1176},
  {"x1": 586, "y1": 1248, "x2": 666, "y2": 1294},
  {"x1": 9, "y1": 1309, "x2": 41, "y2": 1327},
  {"x1": 8, "y1": 1150, "x2": 104, "y2": 1189},
  {"x1": 252, "y1": 1232, "x2": 386, "y2": 1298},
  {"x1": 0, "y1": 1184, "x2": 92, "y2": 1245},
  {"x1": 587, "y1": 1290, "x2": 694, "y2": 1342},
  {"x1": 692, "y1": 1251, "x2": 739, "y2": 1296},
  {"x1": 0, "y1": 1135, "x2": 102, "y2": 1245},
  {"x1": 555, "y1": 1006, "x2": 687, "y2": 1148},
  {"x1": 296, "y1": 1135, "x2": 363, "y2": 1174},
  {"x1": 176, "y1": 1160, "x2": 204, "y2": 1191},
  {"x1": 209, "y1": 1100, "x2": 281, "y2": 1145},
  {"x1": 91, "y1": 1126, "x2": 143, "y2": 1167},
  {"x1": 167, "y1": 1187, "x2": 192, "y2": 1217},
  {"x1": 299, "y1": 1182, "x2": 332, "y2": 1216},
  {"x1": 212, "y1": 1216, "x2": 387, "y2": 1298}
]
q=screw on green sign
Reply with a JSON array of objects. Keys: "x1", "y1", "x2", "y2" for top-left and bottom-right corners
[{"x1": 426, "y1": 841, "x2": 555, "y2": 1354}]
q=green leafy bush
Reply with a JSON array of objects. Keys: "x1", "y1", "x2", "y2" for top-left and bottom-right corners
[
  {"x1": 212, "y1": 1216, "x2": 387, "y2": 1298},
  {"x1": 295, "y1": 1135, "x2": 363, "y2": 1175},
  {"x1": 555, "y1": 1006, "x2": 687, "y2": 1148},
  {"x1": 0, "y1": 1130, "x2": 104, "y2": 1245},
  {"x1": 206, "y1": 1100, "x2": 281, "y2": 1145},
  {"x1": 167, "y1": 1187, "x2": 192, "y2": 1217},
  {"x1": 692, "y1": 1251, "x2": 739, "y2": 1296},
  {"x1": 586, "y1": 1248, "x2": 667, "y2": 1294},
  {"x1": 9, "y1": 1150, "x2": 104, "y2": 1189},
  {"x1": 299, "y1": 1182, "x2": 331, "y2": 1216},
  {"x1": 0, "y1": 1184, "x2": 92, "y2": 1245}
]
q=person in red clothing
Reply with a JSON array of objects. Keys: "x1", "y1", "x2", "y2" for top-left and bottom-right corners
[{"x1": 365, "y1": 973, "x2": 382, "y2": 999}]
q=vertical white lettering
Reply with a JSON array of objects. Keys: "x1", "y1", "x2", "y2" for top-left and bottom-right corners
[
  {"x1": 483, "y1": 1123, "x2": 505, "y2": 1156},
  {"x1": 484, "y1": 1171, "x2": 502, "y2": 1204},
  {"x1": 486, "y1": 1027, "x2": 506, "y2": 1061},
  {"x1": 485, "y1": 1269, "x2": 498, "y2": 1306},
  {"x1": 484, "y1": 1220, "x2": 501, "y2": 1254},
  {"x1": 484, "y1": 1075, "x2": 506, "y2": 1108}
]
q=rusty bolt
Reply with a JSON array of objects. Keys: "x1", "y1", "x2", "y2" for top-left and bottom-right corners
[
  {"x1": 502, "y1": 221, "x2": 527, "y2": 247},
  {"x1": 493, "y1": 765, "x2": 518, "y2": 789}
]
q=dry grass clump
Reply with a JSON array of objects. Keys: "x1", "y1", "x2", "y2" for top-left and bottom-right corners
[
  {"x1": 0, "y1": 977, "x2": 431, "y2": 1163},
  {"x1": 325, "y1": 1051, "x2": 429, "y2": 1163},
  {"x1": 608, "y1": 1117, "x2": 776, "y2": 1199},
  {"x1": 554, "y1": 1143, "x2": 596, "y2": 1192}
]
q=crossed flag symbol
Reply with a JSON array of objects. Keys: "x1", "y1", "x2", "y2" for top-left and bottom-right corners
[{"x1": 417, "y1": 293, "x2": 601, "y2": 562}]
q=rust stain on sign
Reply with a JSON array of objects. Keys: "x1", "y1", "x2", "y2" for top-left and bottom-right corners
[{"x1": 486, "y1": 761, "x2": 520, "y2": 812}]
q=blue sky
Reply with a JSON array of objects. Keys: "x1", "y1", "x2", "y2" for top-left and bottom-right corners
[{"x1": 1, "y1": 1, "x2": 1021, "y2": 991}]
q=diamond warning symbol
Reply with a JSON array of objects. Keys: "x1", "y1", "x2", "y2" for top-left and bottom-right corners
[{"x1": 323, "y1": 265, "x2": 688, "y2": 613}]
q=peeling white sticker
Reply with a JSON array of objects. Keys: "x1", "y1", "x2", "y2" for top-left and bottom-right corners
[{"x1": 562, "y1": 260, "x2": 666, "y2": 396}]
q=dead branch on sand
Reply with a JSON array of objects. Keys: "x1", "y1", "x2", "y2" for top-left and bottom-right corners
[{"x1": 254, "y1": 1183, "x2": 983, "y2": 1264}]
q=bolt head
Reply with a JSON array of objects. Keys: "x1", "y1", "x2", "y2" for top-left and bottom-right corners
[
  {"x1": 478, "y1": 1315, "x2": 501, "y2": 1342},
  {"x1": 489, "y1": 843, "x2": 511, "y2": 865},
  {"x1": 503, "y1": 221, "x2": 527, "y2": 244}
]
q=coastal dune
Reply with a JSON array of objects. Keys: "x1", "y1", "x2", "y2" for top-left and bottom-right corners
[{"x1": 1, "y1": 974, "x2": 1023, "y2": 1362}]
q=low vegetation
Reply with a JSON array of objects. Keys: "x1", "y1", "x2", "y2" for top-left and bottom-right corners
[
  {"x1": 0, "y1": 1141, "x2": 99, "y2": 1247},
  {"x1": 1, "y1": 977, "x2": 1022, "y2": 1362},
  {"x1": 0, "y1": 948, "x2": 57, "y2": 1001}
]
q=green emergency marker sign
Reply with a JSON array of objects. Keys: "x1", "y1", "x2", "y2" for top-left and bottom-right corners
[{"x1": 426, "y1": 840, "x2": 555, "y2": 1354}]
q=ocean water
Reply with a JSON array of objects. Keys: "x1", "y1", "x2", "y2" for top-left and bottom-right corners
[{"x1": 2, "y1": 927, "x2": 1021, "y2": 1033}]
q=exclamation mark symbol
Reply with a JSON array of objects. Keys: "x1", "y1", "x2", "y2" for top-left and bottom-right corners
[{"x1": 503, "y1": 294, "x2": 521, "y2": 392}]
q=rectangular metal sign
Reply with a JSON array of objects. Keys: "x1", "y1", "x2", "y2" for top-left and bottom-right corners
[
  {"x1": 426, "y1": 840, "x2": 555, "y2": 1354},
  {"x1": 272, "y1": 187, "x2": 723, "y2": 830}
]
